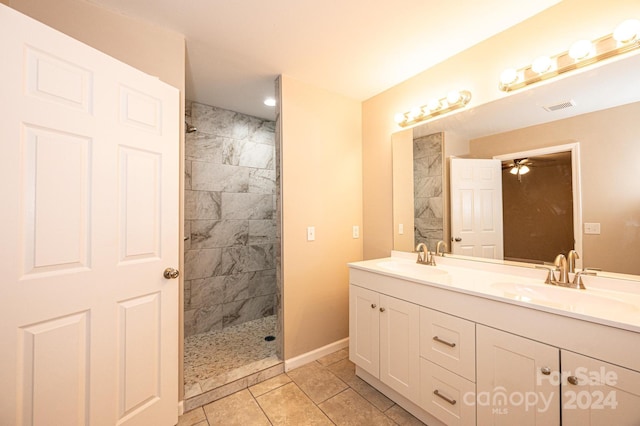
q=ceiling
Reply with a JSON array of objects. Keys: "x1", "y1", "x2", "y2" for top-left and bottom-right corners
[{"x1": 87, "y1": 0, "x2": 560, "y2": 120}]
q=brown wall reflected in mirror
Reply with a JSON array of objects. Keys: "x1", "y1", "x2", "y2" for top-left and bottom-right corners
[{"x1": 501, "y1": 151, "x2": 573, "y2": 264}]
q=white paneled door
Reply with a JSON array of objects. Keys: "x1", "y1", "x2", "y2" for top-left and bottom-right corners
[
  {"x1": 450, "y1": 158, "x2": 504, "y2": 260},
  {"x1": 0, "y1": 5, "x2": 180, "y2": 426}
]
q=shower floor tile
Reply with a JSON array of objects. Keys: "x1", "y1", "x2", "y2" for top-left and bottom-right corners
[{"x1": 184, "y1": 315, "x2": 279, "y2": 397}]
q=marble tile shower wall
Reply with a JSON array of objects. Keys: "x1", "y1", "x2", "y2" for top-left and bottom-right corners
[
  {"x1": 184, "y1": 101, "x2": 277, "y2": 338},
  {"x1": 413, "y1": 133, "x2": 444, "y2": 250}
]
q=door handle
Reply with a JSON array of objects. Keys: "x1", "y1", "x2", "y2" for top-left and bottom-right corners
[
  {"x1": 163, "y1": 268, "x2": 180, "y2": 279},
  {"x1": 454, "y1": 237, "x2": 462, "y2": 242}
]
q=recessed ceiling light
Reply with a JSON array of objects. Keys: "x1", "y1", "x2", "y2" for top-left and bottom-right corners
[{"x1": 264, "y1": 98, "x2": 276, "y2": 107}]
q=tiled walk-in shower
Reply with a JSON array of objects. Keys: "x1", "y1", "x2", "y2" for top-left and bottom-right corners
[
  {"x1": 183, "y1": 101, "x2": 281, "y2": 407},
  {"x1": 184, "y1": 315, "x2": 280, "y2": 398}
]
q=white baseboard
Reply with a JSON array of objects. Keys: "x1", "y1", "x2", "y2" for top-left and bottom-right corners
[
  {"x1": 178, "y1": 400, "x2": 184, "y2": 416},
  {"x1": 284, "y1": 337, "x2": 349, "y2": 372}
]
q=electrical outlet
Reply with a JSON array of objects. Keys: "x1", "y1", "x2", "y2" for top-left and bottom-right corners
[
  {"x1": 352, "y1": 225, "x2": 360, "y2": 239},
  {"x1": 307, "y1": 226, "x2": 315, "y2": 241}
]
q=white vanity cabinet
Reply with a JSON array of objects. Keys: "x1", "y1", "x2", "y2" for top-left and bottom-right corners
[
  {"x1": 348, "y1": 258, "x2": 640, "y2": 426},
  {"x1": 561, "y1": 351, "x2": 640, "y2": 425},
  {"x1": 476, "y1": 325, "x2": 560, "y2": 425},
  {"x1": 349, "y1": 284, "x2": 420, "y2": 403}
]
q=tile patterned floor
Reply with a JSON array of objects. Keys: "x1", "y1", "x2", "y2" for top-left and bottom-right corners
[
  {"x1": 184, "y1": 316, "x2": 279, "y2": 399},
  {"x1": 178, "y1": 348, "x2": 426, "y2": 426}
]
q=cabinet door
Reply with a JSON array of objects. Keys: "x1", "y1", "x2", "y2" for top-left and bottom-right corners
[
  {"x1": 380, "y1": 294, "x2": 420, "y2": 403},
  {"x1": 562, "y1": 350, "x2": 640, "y2": 425},
  {"x1": 349, "y1": 285, "x2": 380, "y2": 378},
  {"x1": 477, "y1": 325, "x2": 560, "y2": 425}
]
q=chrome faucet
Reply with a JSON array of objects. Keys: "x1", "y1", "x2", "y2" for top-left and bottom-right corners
[
  {"x1": 567, "y1": 250, "x2": 580, "y2": 273},
  {"x1": 554, "y1": 254, "x2": 570, "y2": 285},
  {"x1": 536, "y1": 252, "x2": 595, "y2": 289},
  {"x1": 435, "y1": 240, "x2": 447, "y2": 257},
  {"x1": 416, "y1": 243, "x2": 428, "y2": 264},
  {"x1": 416, "y1": 243, "x2": 436, "y2": 266}
]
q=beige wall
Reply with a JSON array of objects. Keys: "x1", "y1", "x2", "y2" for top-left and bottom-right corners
[
  {"x1": 392, "y1": 129, "x2": 414, "y2": 252},
  {"x1": 5, "y1": 0, "x2": 188, "y2": 397},
  {"x1": 280, "y1": 75, "x2": 363, "y2": 359},
  {"x1": 471, "y1": 102, "x2": 640, "y2": 275},
  {"x1": 362, "y1": 0, "x2": 640, "y2": 259}
]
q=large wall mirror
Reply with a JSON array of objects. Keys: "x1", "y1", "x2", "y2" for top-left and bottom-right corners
[{"x1": 391, "y1": 52, "x2": 640, "y2": 278}]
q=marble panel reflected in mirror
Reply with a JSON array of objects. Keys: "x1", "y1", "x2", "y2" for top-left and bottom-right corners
[
  {"x1": 413, "y1": 133, "x2": 444, "y2": 251},
  {"x1": 391, "y1": 53, "x2": 640, "y2": 278}
]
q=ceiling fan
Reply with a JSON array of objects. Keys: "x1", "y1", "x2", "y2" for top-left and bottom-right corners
[
  {"x1": 502, "y1": 158, "x2": 532, "y2": 181},
  {"x1": 503, "y1": 158, "x2": 530, "y2": 173}
]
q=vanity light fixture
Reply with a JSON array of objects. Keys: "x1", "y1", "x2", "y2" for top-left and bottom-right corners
[
  {"x1": 263, "y1": 97, "x2": 276, "y2": 107},
  {"x1": 394, "y1": 90, "x2": 472, "y2": 127},
  {"x1": 499, "y1": 18, "x2": 640, "y2": 92}
]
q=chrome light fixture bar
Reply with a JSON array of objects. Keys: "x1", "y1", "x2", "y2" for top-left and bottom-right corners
[
  {"x1": 499, "y1": 19, "x2": 640, "y2": 92},
  {"x1": 394, "y1": 90, "x2": 472, "y2": 127}
]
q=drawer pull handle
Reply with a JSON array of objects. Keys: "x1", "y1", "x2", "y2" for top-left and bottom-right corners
[
  {"x1": 567, "y1": 375, "x2": 579, "y2": 385},
  {"x1": 434, "y1": 389, "x2": 457, "y2": 405},
  {"x1": 371, "y1": 304, "x2": 377, "y2": 309},
  {"x1": 433, "y1": 336, "x2": 456, "y2": 348},
  {"x1": 540, "y1": 367, "x2": 552, "y2": 375}
]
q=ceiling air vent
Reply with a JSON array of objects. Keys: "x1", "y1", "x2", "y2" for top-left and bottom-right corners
[{"x1": 543, "y1": 100, "x2": 576, "y2": 112}]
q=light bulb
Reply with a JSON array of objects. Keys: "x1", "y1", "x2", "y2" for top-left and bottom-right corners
[
  {"x1": 394, "y1": 113, "x2": 406, "y2": 124},
  {"x1": 409, "y1": 107, "x2": 422, "y2": 121},
  {"x1": 263, "y1": 98, "x2": 276, "y2": 107},
  {"x1": 427, "y1": 99, "x2": 441, "y2": 111},
  {"x1": 447, "y1": 91, "x2": 462, "y2": 105},
  {"x1": 500, "y1": 68, "x2": 518, "y2": 86},
  {"x1": 510, "y1": 166, "x2": 519, "y2": 175},
  {"x1": 613, "y1": 19, "x2": 640, "y2": 43},
  {"x1": 532, "y1": 56, "x2": 553, "y2": 74},
  {"x1": 519, "y1": 165, "x2": 530, "y2": 175},
  {"x1": 569, "y1": 39, "x2": 593, "y2": 60}
]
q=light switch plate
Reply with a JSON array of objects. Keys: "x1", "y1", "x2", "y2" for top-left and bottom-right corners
[
  {"x1": 399, "y1": 224, "x2": 404, "y2": 235},
  {"x1": 584, "y1": 222, "x2": 601, "y2": 235},
  {"x1": 307, "y1": 226, "x2": 315, "y2": 241}
]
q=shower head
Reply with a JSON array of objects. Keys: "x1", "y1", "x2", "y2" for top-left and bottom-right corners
[{"x1": 185, "y1": 121, "x2": 197, "y2": 133}]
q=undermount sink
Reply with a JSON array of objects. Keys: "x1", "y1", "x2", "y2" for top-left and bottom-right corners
[
  {"x1": 490, "y1": 281, "x2": 639, "y2": 314},
  {"x1": 376, "y1": 260, "x2": 449, "y2": 276}
]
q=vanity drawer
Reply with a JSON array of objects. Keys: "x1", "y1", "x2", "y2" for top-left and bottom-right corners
[
  {"x1": 420, "y1": 358, "x2": 476, "y2": 426},
  {"x1": 420, "y1": 307, "x2": 476, "y2": 381}
]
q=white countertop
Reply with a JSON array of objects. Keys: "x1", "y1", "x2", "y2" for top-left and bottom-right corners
[{"x1": 349, "y1": 252, "x2": 640, "y2": 333}]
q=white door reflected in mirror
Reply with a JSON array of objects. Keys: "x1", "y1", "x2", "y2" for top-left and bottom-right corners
[{"x1": 450, "y1": 158, "x2": 504, "y2": 259}]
